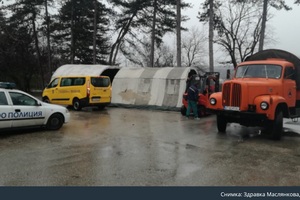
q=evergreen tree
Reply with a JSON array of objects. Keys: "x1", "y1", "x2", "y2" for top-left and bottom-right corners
[
  {"x1": 146, "y1": 0, "x2": 187, "y2": 67},
  {"x1": 109, "y1": 0, "x2": 189, "y2": 67},
  {"x1": 53, "y1": 0, "x2": 111, "y2": 64},
  {"x1": 1, "y1": 0, "x2": 48, "y2": 90},
  {"x1": 108, "y1": 0, "x2": 151, "y2": 65}
]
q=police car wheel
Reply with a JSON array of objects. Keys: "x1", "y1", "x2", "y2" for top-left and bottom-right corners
[{"x1": 46, "y1": 113, "x2": 64, "y2": 130}]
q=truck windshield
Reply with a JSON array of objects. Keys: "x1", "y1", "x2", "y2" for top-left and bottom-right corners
[{"x1": 235, "y1": 64, "x2": 282, "y2": 79}]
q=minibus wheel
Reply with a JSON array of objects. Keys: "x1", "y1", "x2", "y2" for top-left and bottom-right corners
[
  {"x1": 43, "y1": 97, "x2": 50, "y2": 103},
  {"x1": 73, "y1": 98, "x2": 82, "y2": 111},
  {"x1": 98, "y1": 105, "x2": 105, "y2": 110}
]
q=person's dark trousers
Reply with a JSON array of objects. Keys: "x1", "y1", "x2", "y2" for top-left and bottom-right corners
[{"x1": 186, "y1": 100, "x2": 198, "y2": 118}]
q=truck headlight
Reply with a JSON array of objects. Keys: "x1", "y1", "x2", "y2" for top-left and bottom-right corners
[
  {"x1": 260, "y1": 101, "x2": 269, "y2": 110},
  {"x1": 210, "y1": 98, "x2": 217, "y2": 105}
]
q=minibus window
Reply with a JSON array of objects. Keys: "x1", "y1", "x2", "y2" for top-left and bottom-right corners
[
  {"x1": 91, "y1": 77, "x2": 110, "y2": 87},
  {"x1": 60, "y1": 78, "x2": 85, "y2": 86},
  {"x1": 61, "y1": 78, "x2": 72, "y2": 86},
  {"x1": 73, "y1": 78, "x2": 85, "y2": 85}
]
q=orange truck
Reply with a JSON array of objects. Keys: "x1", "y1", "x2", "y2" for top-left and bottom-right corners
[
  {"x1": 207, "y1": 49, "x2": 300, "y2": 140},
  {"x1": 181, "y1": 72, "x2": 220, "y2": 117}
]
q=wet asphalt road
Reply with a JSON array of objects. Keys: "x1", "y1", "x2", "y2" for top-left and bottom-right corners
[{"x1": 0, "y1": 107, "x2": 300, "y2": 186}]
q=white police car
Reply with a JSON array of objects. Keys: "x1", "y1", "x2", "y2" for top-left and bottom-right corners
[{"x1": 0, "y1": 83, "x2": 70, "y2": 131}]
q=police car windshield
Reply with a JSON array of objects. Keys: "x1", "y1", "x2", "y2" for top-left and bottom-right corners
[{"x1": 235, "y1": 64, "x2": 282, "y2": 79}]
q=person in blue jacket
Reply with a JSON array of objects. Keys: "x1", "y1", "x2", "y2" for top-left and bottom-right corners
[{"x1": 186, "y1": 83, "x2": 199, "y2": 119}]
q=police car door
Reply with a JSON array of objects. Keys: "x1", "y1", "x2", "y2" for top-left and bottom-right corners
[
  {"x1": 0, "y1": 91, "x2": 13, "y2": 129},
  {"x1": 8, "y1": 91, "x2": 46, "y2": 128}
]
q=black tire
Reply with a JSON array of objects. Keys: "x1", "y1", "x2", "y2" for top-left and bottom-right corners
[
  {"x1": 180, "y1": 105, "x2": 187, "y2": 116},
  {"x1": 217, "y1": 114, "x2": 227, "y2": 133},
  {"x1": 267, "y1": 109, "x2": 283, "y2": 140},
  {"x1": 46, "y1": 113, "x2": 64, "y2": 130},
  {"x1": 43, "y1": 97, "x2": 50, "y2": 103},
  {"x1": 72, "y1": 98, "x2": 82, "y2": 111},
  {"x1": 98, "y1": 105, "x2": 105, "y2": 110}
]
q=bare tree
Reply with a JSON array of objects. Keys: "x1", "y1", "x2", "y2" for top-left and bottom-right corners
[
  {"x1": 120, "y1": 33, "x2": 175, "y2": 67},
  {"x1": 258, "y1": 0, "x2": 291, "y2": 51},
  {"x1": 214, "y1": 1, "x2": 263, "y2": 68},
  {"x1": 182, "y1": 27, "x2": 207, "y2": 68}
]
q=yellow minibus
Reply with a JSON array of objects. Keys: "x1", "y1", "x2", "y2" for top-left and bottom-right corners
[{"x1": 42, "y1": 76, "x2": 111, "y2": 111}]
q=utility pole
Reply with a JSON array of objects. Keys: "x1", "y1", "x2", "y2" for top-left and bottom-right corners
[
  {"x1": 150, "y1": 0, "x2": 157, "y2": 67},
  {"x1": 93, "y1": 0, "x2": 97, "y2": 64},
  {"x1": 176, "y1": 0, "x2": 181, "y2": 67},
  {"x1": 259, "y1": 0, "x2": 268, "y2": 51},
  {"x1": 209, "y1": 0, "x2": 214, "y2": 72}
]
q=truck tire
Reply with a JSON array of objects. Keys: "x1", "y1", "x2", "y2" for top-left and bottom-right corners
[
  {"x1": 217, "y1": 114, "x2": 227, "y2": 133},
  {"x1": 73, "y1": 98, "x2": 82, "y2": 111},
  {"x1": 46, "y1": 113, "x2": 64, "y2": 130},
  {"x1": 180, "y1": 105, "x2": 186, "y2": 116},
  {"x1": 268, "y1": 109, "x2": 283, "y2": 140}
]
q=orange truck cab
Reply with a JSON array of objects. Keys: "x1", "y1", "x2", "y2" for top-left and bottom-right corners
[
  {"x1": 207, "y1": 49, "x2": 300, "y2": 140},
  {"x1": 181, "y1": 72, "x2": 220, "y2": 117}
]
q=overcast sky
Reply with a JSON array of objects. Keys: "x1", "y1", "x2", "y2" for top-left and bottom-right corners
[{"x1": 181, "y1": 0, "x2": 300, "y2": 64}]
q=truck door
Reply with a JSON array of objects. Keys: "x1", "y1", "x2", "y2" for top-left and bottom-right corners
[
  {"x1": 0, "y1": 91, "x2": 13, "y2": 129},
  {"x1": 283, "y1": 67, "x2": 297, "y2": 107}
]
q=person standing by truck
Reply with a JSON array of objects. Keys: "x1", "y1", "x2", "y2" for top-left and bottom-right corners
[{"x1": 186, "y1": 83, "x2": 199, "y2": 119}]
